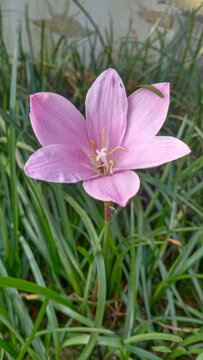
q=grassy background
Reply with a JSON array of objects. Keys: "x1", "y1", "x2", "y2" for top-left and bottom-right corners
[{"x1": 0, "y1": 3, "x2": 203, "y2": 360}]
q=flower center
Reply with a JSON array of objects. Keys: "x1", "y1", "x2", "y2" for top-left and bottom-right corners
[{"x1": 88, "y1": 128, "x2": 127, "y2": 176}]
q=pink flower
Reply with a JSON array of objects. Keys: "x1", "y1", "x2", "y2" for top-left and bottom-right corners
[{"x1": 24, "y1": 69, "x2": 190, "y2": 207}]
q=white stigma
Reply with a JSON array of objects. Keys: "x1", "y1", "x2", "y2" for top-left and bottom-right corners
[
  {"x1": 96, "y1": 147, "x2": 109, "y2": 174},
  {"x1": 96, "y1": 147, "x2": 107, "y2": 163}
]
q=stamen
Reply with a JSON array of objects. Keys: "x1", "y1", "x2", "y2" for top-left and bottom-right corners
[
  {"x1": 89, "y1": 140, "x2": 98, "y2": 149},
  {"x1": 97, "y1": 163, "x2": 106, "y2": 175},
  {"x1": 106, "y1": 146, "x2": 128, "y2": 156},
  {"x1": 108, "y1": 160, "x2": 114, "y2": 175},
  {"x1": 97, "y1": 163, "x2": 106, "y2": 169},
  {"x1": 102, "y1": 128, "x2": 105, "y2": 148},
  {"x1": 88, "y1": 154, "x2": 97, "y2": 157}
]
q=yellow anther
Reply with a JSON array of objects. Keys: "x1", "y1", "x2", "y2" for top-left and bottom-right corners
[
  {"x1": 89, "y1": 140, "x2": 98, "y2": 149},
  {"x1": 106, "y1": 146, "x2": 127, "y2": 156},
  {"x1": 97, "y1": 163, "x2": 106, "y2": 175},
  {"x1": 97, "y1": 163, "x2": 106, "y2": 169},
  {"x1": 108, "y1": 160, "x2": 114, "y2": 175},
  {"x1": 88, "y1": 154, "x2": 97, "y2": 157},
  {"x1": 102, "y1": 128, "x2": 105, "y2": 148}
]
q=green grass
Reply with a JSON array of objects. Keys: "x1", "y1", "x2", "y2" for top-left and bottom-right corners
[{"x1": 0, "y1": 4, "x2": 203, "y2": 360}]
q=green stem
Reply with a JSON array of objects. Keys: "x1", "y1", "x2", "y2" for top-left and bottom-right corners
[
  {"x1": 130, "y1": 201, "x2": 137, "y2": 319},
  {"x1": 103, "y1": 219, "x2": 110, "y2": 258},
  {"x1": 9, "y1": 31, "x2": 19, "y2": 272},
  {"x1": 103, "y1": 202, "x2": 111, "y2": 258},
  {"x1": 16, "y1": 298, "x2": 48, "y2": 360},
  {"x1": 131, "y1": 244, "x2": 136, "y2": 317}
]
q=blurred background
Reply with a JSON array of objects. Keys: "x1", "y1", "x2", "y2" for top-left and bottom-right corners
[{"x1": 1, "y1": 0, "x2": 203, "y2": 65}]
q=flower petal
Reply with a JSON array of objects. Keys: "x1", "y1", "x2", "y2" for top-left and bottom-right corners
[
  {"x1": 83, "y1": 170, "x2": 140, "y2": 207},
  {"x1": 24, "y1": 144, "x2": 95, "y2": 183},
  {"x1": 30, "y1": 92, "x2": 88, "y2": 148},
  {"x1": 123, "y1": 83, "x2": 170, "y2": 146},
  {"x1": 85, "y1": 68, "x2": 128, "y2": 150},
  {"x1": 118, "y1": 136, "x2": 191, "y2": 170}
]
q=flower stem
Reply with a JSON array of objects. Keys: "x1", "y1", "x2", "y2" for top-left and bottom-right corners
[
  {"x1": 104, "y1": 201, "x2": 111, "y2": 221},
  {"x1": 130, "y1": 201, "x2": 136, "y2": 319},
  {"x1": 103, "y1": 202, "x2": 111, "y2": 257},
  {"x1": 124, "y1": 201, "x2": 136, "y2": 338}
]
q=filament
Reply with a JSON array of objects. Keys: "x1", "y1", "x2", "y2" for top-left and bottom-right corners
[
  {"x1": 106, "y1": 146, "x2": 127, "y2": 155},
  {"x1": 102, "y1": 128, "x2": 105, "y2": 148},
  {"x1": 108, "y1": 160, "x2": 114, "y2": 175},
  {"x1": 89, "y1": 140, "x2": 98, "y2": 149}
]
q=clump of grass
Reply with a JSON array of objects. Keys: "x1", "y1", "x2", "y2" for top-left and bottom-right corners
[{"x1": 0, "y1": 4, "x2": 203, "y2": 360}]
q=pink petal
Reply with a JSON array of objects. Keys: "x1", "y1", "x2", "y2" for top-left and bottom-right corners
[
  {"x1": 83, "y1": 170, "x2": 140, "y2": 207},
  {"x1": 30, "y1": 92, "x2": 88, "y2": 148},
  {"x1": 85, "y1": 69, "x2": 128, "y2": 151},
  {"x1": 24, "y1": 144, "x2": 95, "y2": 183},
  {"x1": 118, "y1": 136, "x2": 191, "y2": 170},
  {"x1": 123, "y1": 83, "x2": 170, "y2": 146}
]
